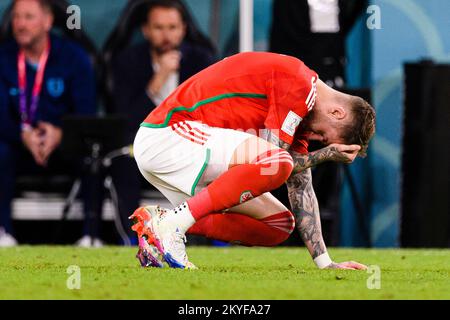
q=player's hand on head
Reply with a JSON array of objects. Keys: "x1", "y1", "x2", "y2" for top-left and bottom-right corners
[
  {"x1": 326, "y1": 261, "x2": 368, "y2": 270},
  {"x1": 328, "y1": 143, "x2": 361, "y2": 164}
]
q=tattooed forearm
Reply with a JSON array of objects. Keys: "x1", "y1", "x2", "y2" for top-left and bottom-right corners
[
  {"x1": 264, "y1": 131, "x2": 346, "y2": 174},
  {"x1": 264, "y1": 130, "x2": 291, "y2": 150},
  {"x1": 286, "y1": 169, "x2": 327, "y2": 259},
  {"x1": 290, "y1": 147, "x2": 339, "y2": 174}
]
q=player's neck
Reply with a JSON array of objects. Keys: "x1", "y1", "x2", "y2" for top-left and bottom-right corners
[
  {"x1": 316, "y1": 80, "x2": 345, "y2": 111},
  {"x1": 315, "y1": 80, "x2": 332, "y2": 113}
]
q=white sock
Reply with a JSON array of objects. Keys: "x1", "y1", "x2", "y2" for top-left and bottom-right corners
[{"x1": 167, "y1": 202, "x2": 196, "y2": 234}]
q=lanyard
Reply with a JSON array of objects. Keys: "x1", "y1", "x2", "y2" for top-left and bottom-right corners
[{"x1": 17, "y1": 37, "x2": 51, "y2": 127}]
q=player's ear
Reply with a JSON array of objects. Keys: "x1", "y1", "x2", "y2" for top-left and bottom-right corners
[{"x1": 330, "y1": 106, "x2": 346, "y2": 120}]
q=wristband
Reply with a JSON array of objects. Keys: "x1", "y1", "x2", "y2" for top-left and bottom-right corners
[{"x1": 314, "y1": 252, "x2": 332, "y2": 269}]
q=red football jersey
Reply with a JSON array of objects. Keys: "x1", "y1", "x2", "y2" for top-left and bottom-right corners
[{"x1": 142, "y1": 52, "x2": 318, "y2": 154}]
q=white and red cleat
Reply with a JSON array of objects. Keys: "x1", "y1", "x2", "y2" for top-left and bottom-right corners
[{"x1": 129, "y1": 205, "x2": 197, "y2": 269}]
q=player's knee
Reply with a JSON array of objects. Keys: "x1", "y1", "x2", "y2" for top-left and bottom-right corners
[
  {"x1": 261, "y1": 150, "x2": 293, "y2": 187},
  {"x1": 260, "y1": 210, "x2": 296, "y2": 246},
  {"x1": 276, "y1": 152, "x2": 294, "y2": 180},
  {"x1": 265, "y1": 228, "x2": 293, "y2": 246}
]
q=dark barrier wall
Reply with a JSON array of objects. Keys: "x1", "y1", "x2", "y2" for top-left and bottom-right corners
[{"x1": 401, "y1": 62, "x2": 450, "y2": 247}]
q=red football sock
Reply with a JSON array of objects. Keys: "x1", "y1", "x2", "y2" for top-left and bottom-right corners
[
  {"x1": 187, "y1": 149, "x2": 293, "y2": 221},
  {"x1": 187, "y1": 211, "x2": 295, "y2": 247}
]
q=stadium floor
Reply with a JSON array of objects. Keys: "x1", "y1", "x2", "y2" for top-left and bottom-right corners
[{"x1": 0, "y1": 246, "x2": 449, "y2": 300}]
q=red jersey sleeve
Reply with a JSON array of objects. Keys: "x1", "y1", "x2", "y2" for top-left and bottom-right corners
[{"x1": 264, "y1": 61, "x2": 318, "y2": 147}]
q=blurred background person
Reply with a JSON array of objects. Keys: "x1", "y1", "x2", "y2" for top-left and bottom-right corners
[
  {"x1": 102, "y1": 0, "x2": 217, "y2": 244},
  {"x1": 0, "y1": 0, "x2": 96, "y2": 246}
]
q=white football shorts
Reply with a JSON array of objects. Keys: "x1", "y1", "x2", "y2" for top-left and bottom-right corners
[{"x1": 133, "y1": 121, "x2": 252, "y2": 206}]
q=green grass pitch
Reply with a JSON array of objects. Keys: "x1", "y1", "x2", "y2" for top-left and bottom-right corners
[{"x1": 0, "y1": 246, "x2": 449, "y2": 300}]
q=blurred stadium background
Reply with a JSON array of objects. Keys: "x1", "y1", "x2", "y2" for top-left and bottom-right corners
[{"x1": 0, "y1": 0, "x2": 449, "y2": 249}]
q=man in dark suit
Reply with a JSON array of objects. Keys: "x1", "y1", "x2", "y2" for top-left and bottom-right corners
[{"x1": 109, "y1": 0, "x2": 216, "y2": 244}]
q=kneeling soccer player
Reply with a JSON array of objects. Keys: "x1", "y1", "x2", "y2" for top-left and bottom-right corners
[{"x1": 129, "y1": 52, "x2": 375, "y2": 270}]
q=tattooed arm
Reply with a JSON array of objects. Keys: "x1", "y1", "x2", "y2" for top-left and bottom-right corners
[
  {"x1": 265, "y1": 130, "x2": 366, "y2": 269},
  {"x1": 265, "y1": 129, "x2": 291, "y2": 150},
  {"x1": 286, "y1": 168, "x2": 326, "y2": 259},
  {"x1": 265, "y1": 129, "x2": 361, "y2": 172},
  {"x1": 286, "y1": 168, "x2": 367, "y2": 270},
  {"x1": 290, "y1": 144, "x2": 362, "y2": 174},
  {"x1": 286, "y1": 151, "x2": 367, "y2": 270}
]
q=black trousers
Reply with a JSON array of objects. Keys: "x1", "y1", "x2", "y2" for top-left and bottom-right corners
[{"x1": 0, "y1": 139, "x2": 95, "y2": 240}]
